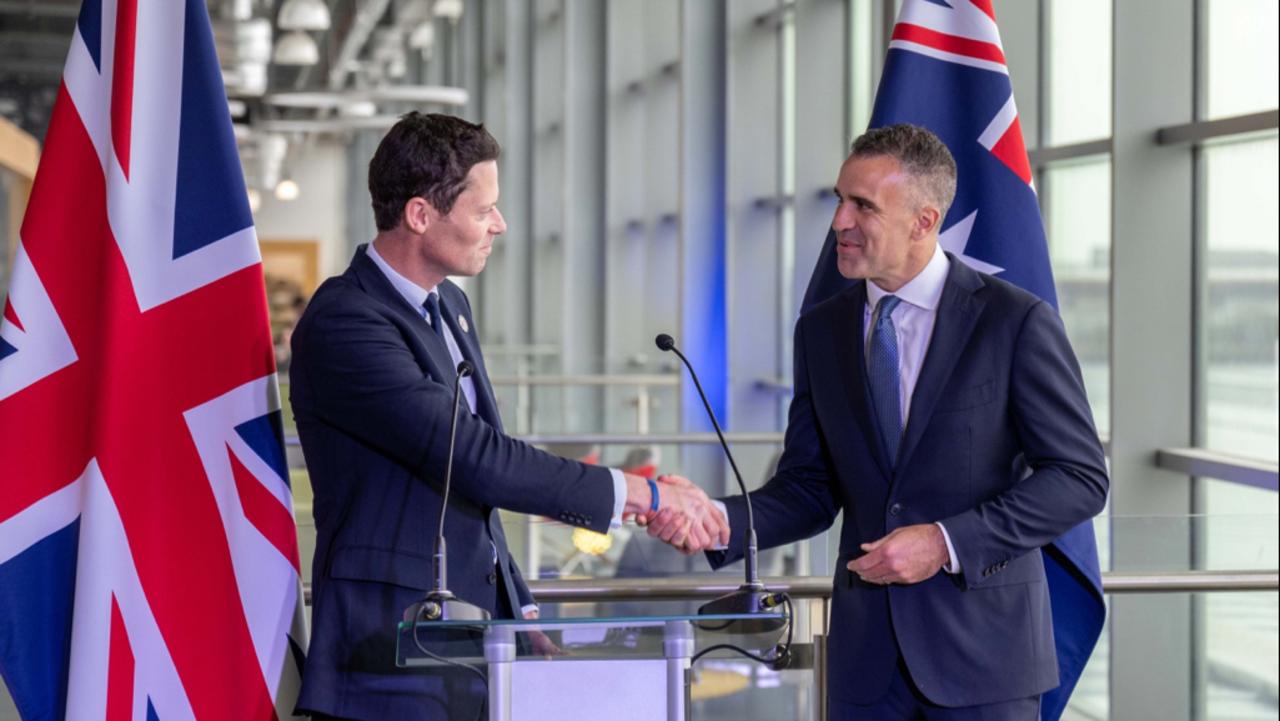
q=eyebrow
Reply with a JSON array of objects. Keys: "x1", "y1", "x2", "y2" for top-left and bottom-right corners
[{"x1": 836, "y1": 187, "x2": 880, "y2": 212}]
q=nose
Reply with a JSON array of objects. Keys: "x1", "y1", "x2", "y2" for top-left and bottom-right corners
[
  {"x1": 492, "y1": 207, "x2": 508, "y2": 235},
  {"x1": 832, "y1": 201, "x2": 855, "y2": 233}
]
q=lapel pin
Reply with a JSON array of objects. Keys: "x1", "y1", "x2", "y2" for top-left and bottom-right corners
[{"x1": 458, "y1": 315, "x2": 470, "y2": 334}]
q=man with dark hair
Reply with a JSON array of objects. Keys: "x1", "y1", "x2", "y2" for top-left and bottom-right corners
[
  {"x1": 290, "y1": 112, "x2": 727, "y2": 720},
  {"x1": 649, "y1": 124, "x2": 1108, "y2": 720}
]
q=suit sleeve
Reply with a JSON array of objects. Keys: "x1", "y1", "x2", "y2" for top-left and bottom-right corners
[
  {"x1": 293, "y1": 298, "x2": 616, "y2": 533},
  {"x1": 708, "y1": 317, "x2": 841, "y2": 569},
  {"x1": 941, "y1": 300, "x2": 1109, "y2": 589},
  {"x1": 507, "y1": 554, "x2": 537, "y2": 611}
]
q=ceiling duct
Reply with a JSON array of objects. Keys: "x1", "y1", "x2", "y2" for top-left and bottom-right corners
[{"x1": 213, "y1": 15, "x2": 272, "y2": 97}]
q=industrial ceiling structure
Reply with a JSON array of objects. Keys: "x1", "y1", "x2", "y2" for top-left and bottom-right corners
[{"x1": 0, "y1": 0, "x2": 471, "y2": 195}]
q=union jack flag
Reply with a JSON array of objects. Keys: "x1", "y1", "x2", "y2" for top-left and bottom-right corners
[
  {"x1": 0, "y1": 1, "x2": 306, "y2": 719},
  {"x1": 804, "y1": 2, "x2": 1105, "y2": 719}
]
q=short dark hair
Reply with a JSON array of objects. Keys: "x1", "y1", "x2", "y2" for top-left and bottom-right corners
[
  {"x1": 368, "y1": 112, "x2": 501, "y2": 231},
  {"x1": 850, "y1": 124, "x2": 957, "y2": 214}
]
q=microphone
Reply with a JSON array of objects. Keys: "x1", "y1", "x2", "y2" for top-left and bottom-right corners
[
  {"x1": 404, "y1": 360, "x2": 490, "y2": 623},
  {"x1": 655, "y1": 334, "x2": 785, "y2": 625}
]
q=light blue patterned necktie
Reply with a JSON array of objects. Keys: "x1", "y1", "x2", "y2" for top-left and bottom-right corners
[{"x1": 867, "y1": 295, "x2": 904, "y2": 467}]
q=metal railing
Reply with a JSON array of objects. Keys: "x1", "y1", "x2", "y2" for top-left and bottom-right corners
[
  {"x1": 516, "y1": 432, "x2": 785, "y2": 446},
  {"x1": 1156, "y1": 447, "x2": 1280, "y2": 491},
  {"x1": 283, "y1": 431, "x2": 784, "y2": 448},
  {"x1": 488, "y1": 373, "x2": 680, "y2": 434},
  {"x1": 526, "y1": 570, "x2": 1279, "y2": 600},
  {"x1": 301, "y1": 570, "x2": 1277, "y2": 605}
]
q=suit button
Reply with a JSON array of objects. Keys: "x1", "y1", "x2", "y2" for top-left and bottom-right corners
[
  {"x1": 487, "y1": 572, "x2": 498, "y2": 585},
  {"x1": 888, "y1": 503, "x2": 902, "y2": 517}
]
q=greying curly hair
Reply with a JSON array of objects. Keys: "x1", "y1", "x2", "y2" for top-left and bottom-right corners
[{"x1": 850, "y1": 124, "x2": 957, "y2": 215}]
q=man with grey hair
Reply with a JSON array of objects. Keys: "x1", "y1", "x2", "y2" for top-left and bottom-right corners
[{"x1": 649, "y1": 124, "x2": 1108, "y2": 720}]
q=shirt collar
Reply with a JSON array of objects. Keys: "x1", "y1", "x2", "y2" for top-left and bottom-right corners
[
  {"x1": 866, "y1": 243, "x2": 950, "y2": 313},
  {"x1": 366, "y1": 241, "x2": 438, "y2": 314}
]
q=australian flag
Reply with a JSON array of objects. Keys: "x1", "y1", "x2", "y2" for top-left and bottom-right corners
[
  {"x1": 0, "y1": 0, "x2": 306, "y2": 719},
  {"x1": 803, "y1": 1, "x2": 1105, "y2": 719}
]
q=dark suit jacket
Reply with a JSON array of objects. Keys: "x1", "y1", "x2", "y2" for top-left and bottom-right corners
[
  {"x1": 290, "y1": 245, "x2": 615, "y2": 720},
  {"x1": 709, "y1": 254, "x2": 1108, "y2": 708}
]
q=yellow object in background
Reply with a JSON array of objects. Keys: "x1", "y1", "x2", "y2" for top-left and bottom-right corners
[{"x1": 571, "y1": 527, "x2": 613, "y2": 555}]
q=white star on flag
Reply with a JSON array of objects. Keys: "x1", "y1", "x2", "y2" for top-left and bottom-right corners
[{"x1": 939, "y1": 209, "x2": 1004, "y2": 276}]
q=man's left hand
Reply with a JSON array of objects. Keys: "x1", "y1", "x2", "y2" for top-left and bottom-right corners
[{"x1": 847, "y1": 524, "x2": 949, "y2": 585}]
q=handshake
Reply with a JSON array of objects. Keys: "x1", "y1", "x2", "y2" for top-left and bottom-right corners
[{"x1": 622, "y1": 473, "x2": 730, "y2": 554}]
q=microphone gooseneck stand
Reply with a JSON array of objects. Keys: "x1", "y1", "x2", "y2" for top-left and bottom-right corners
[{"x1": 655, "y1": 334, "x2": 790, "y2": 641}]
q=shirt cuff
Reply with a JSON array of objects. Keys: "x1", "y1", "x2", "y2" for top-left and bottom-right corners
[
  {"x1": 520, "y1": 604, "x2": 540, "y2": 619},
  {"x1": 608, "y1": 468, "x2": 626, "y2": 528},
  {"x1": 935, "y1": 521, "x2": 961, "y2": 574},
  {"x1": 710, "y1": 500, "x2": 730, "y2": 551}
]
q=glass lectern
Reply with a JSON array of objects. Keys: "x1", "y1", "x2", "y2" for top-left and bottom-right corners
[{"x1": 397, "y1": 612, "x2": 789, "y2": 721}]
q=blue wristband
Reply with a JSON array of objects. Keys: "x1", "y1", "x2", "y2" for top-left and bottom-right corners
[{"x1": 645, "y1": 477, "x2": 660, "y2": 514}]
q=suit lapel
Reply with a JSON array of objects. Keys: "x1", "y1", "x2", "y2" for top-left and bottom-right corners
[
  {"x1": 349, "y1": 246, "x2": 458, "y2": 384},
  {"x1": 896, "y1": 259, "x2": 986, "y2": 471},
  {"x1": 829, "y1": 283, "x2": 893, "y2": 480}
]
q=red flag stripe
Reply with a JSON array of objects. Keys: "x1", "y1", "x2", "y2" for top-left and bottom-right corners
[
  {"x1": 970, "y1": 0, "x2": 997, "y2": 22},
  {"x1": 229, "y1": 447, "x2": 302, "y2": 573},
  {"x1": 991, "y1": 118, "x2": 1034, "y2": 185},
  {"x1": 105, "y1": 596, "x2": 135, "y2": 721},
  {"x1": 892, "y1": 22, "x2": 1006, "y2": 66},
  {"x1": 110, "y1": 0, "x2": 138, "y2": 179},
  {"x1": 2, "y1": 299, "x2": 22, "y2": 331}
]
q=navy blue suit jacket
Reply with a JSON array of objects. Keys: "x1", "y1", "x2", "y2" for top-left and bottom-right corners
[
  {"x1": 290, "y1": 245, "x2": 616, "y2": 720},
  {"x1": 709, "y1": 255, "x2": 1108, "y2": 708}
]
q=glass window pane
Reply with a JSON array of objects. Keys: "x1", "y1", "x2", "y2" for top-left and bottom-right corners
[
  {"x1": 1044, "y1": 157, "x2": 1112, "y2": 435},
  {"x1": 1047, "y1": 0, "x2": 1112, "y2": 145},
  {"x1": 847, "y1": 0, "x2": 875, "y2": 137},
  {"x1": 1202, "y1": 134, "x2": 1279, "y2": 463},
  {"x1": 1203, "y1": 480, "x2": 1280, "y2": 568},
  {"x1": 1201, "y1": 480, "x2": 1278, "y2": 720},
  {"x1": 1205, "y1": 592, "x2": 1279, "y2": 719},
  {"x1": 1205, "y1": 0, "x2": 1280, "y2": 119}
]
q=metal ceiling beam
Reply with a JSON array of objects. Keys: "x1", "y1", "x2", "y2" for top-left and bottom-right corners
[{"x1": 327, "y1": 0, "x2": 392, "y2": 89}]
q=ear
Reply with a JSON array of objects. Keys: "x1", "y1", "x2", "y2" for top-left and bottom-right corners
[
  {"x1": 402, "y1": 197, "x2": 434, "y2": 234},
  {"x1": 913, "y1": 205, "x2": 942, "y2": 239}
]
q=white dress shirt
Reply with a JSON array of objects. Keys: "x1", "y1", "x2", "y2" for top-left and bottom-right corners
[{"x1": 864, "y1": 243, "x2": 960, "y2": 573}]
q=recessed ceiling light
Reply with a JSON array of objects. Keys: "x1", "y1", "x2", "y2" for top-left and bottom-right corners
[{"x1": 275, "y1": 178, "x2": 300, "y2": 201}]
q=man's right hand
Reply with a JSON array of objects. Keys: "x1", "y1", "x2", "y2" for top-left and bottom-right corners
[
  {"x1": 623, "y1": 473, "x2": 729, "y2": 553},
  {"x1": 636, "y1": 476, "x2": 729, "y2": 554}
]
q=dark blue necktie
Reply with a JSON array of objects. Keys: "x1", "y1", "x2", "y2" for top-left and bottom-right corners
[
  {"x1": 424, "y1": 292, "x2": 444, "y2": 339},
  {"x1": 867, "y1": 295, "x2": 903, "y2": 467}
]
